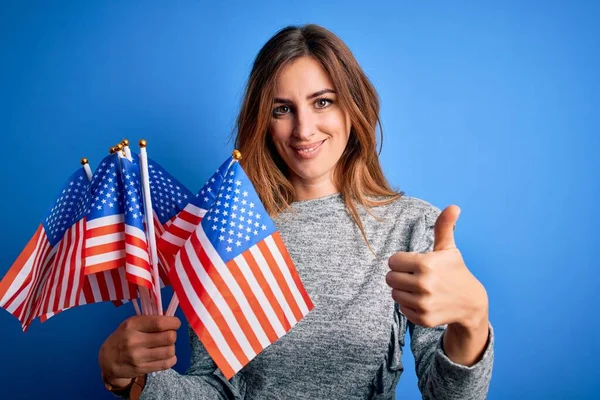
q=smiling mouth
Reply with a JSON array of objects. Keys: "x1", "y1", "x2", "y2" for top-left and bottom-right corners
[{"x1": 292, "y1": 140, "x2": 326, "y2": 153}]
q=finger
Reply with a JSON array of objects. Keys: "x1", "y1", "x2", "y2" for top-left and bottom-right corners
[
  {"x1": 136, "y1": 345, "x2": 176, "y2": 364},
  {"x1": 398, "y1": 304, "x2": 419, "y2": 323},
  {"x1": 388, "y1": 251, "x2": 421, "y2": 273},
  {"x1": 385, "y1": 271, "x2": 420, "y2": 292},
  {"x1": 135, "y1": 316, "x2": 181, "y2": 333},
  {"x1": 132, "y1": 356, "x2": 178, "y2": 375},
  {"x1": 433, "y1": 205, "x2": 460, "y2": 251},
  {"x1": 391, "y1": 289, "x2": 421, "y2": 309},
  {"x1": 139, "y1": 330, "x2": 178, "y2": 348}
]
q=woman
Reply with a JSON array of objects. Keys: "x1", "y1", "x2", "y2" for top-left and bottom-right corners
[{"x1": 99, "y1": 24, "x2": 494, "y2": 399}]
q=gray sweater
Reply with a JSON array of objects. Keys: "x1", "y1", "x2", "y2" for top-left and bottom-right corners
[{"x1": 136, "y1": 194, "x2": 494, "y2": 399}]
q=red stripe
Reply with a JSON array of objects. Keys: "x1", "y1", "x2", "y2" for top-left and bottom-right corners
[
  {"x1": 168, "y1": 260, "x2": 235, "y2": 379},
  {"x1": 0, "y1": 225, "x2": 43, "y2": 301},
  {"x1": 2, "y1": 228, "x2": 48, "y2": 311},
  {"x1": 85, "y1": 241, "x2": 125, "y2": 257},
  {"x1": 16, "y1": 239, "x2": 53, "y2": 325},
  {"x1": 64, "y1": 221, "x2": 85, "y2": 308},
  {"x1": 272, "y1": 232, "x2": 314, "y2": 310},
  {"x1": 227, "y1": 259, "x2": 279, "y2": 343},
  {"x1": 179, "y1": 235, "x2": 250, "y2": 366},
  {"x1": 125, "y1": 234, "x2": 148, "y2": 249},
  {"x1": 257, "y1": 240, "x2": 303, "y2": 323},
  {"x1": 241, "y1": 250, "x2": 291, "y2": 332},
  {"x1": 85, "y1": 258, "x2": 126, "y2": 275},
  {"x1": 191, "y1": 233, "x2": 263, "y2": 355},
  {"x1": 85, "y1": 222, "x2": 124, "y2": 238}
]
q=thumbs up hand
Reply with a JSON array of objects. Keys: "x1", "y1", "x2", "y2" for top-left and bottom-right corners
[{"x1": 386, "y1": 205, "x2": 488, "y2": 332}]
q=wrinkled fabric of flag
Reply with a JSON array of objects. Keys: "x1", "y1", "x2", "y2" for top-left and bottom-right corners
[
  {"x1": 0, "y1": 167, "x2": 90, "y2": 330},
  {"x1": 167, "y1": 157, "x2": 314, "y2": 379}
]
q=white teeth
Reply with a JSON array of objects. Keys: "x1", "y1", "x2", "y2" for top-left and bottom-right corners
[{"x1": 296, "y1": 141, "x2": 322, "y2": 153}]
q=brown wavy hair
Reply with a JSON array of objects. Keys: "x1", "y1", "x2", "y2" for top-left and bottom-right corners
[{"x1": 233, "y1": 24, "x2": 403, "y2": 249}]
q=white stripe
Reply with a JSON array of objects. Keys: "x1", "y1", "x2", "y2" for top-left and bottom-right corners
[
  {"x1": 125, "y1": 244, "x2": 150, "y2": 262},
  {"x1": 85, "y1": 250, "x2": 124, "y2": 267},
  {"x1": 264, "y1": 236, "x2": 309, "y2": 315},
  {"x1": 172, "y1": 217, "x2": 198, "y2": 233},
  {"x1": 161, "y1": 231, "x2": 186, "y2": 247},
  {"x1": 86, "y1": 214, "x2": 124, "y2": 229},
  {"x1": 41, "y1": 231, "x2": 67, "y2": 315},
  {"x1": 18, "y1": 244, "x2": 55, "y2": 322},
  {"x1": 197, "y1": 227, "x2": 271, "y2": 348},
  {"x1": 249, "y1": 246, "x2": 298, "y2": 327},
  {"x1": 69, "y1": 222, "x2": 85, "y2": 307},
  {"x1": 103, "y1": 271, "x2": 117, "y2": 300},
  {"x1": 125, "y1": 225, "x2": 148, "y2": 242},
  {"x1": 173, "y1": 251, "x2": 242, "y2": 372},
  {"x1": 0, "y1": 227, "x2": 47, "y2": 306},
  {"x1": 57, "y1": 224, "x2": 78, "y2": 310},
  {"x1": 233, "y1": 254, "x2": 286, "y2": 337},
  {"x1": 87, "y1": 274, "x2": 103, "y2": 303},
  {"x1": 184, "y1": 232, "x2": 259, "y2": 358},
  {"x1": 86, "y1": 232, "x2": 125, "y2": 248},
  {"x1": 182, "y1": 203, "x2": 206, "y2": 218},
  {"x1": 126, "y1": 264, "x2": 153, "y2": 283}
]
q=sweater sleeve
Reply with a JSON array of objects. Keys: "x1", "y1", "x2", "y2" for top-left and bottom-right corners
[
  {"x1": 406, "y1": 202, "x2": 494, "y2": 400},
  {"x1": 131, "y1": 325, "x2": 247, "y2": 400}
]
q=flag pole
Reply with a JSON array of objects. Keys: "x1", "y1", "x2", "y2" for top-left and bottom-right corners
[
  {"x1": 165, "y1": 149, "x2": 243, "y2": 317},
  {"x1": 138, "y1": 139, "x2": 163, "y2": 315}
]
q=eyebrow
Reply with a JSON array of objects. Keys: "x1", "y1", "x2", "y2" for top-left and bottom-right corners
[{"x1": 273, "y1": 88, "x2": 337, "y2": 104}]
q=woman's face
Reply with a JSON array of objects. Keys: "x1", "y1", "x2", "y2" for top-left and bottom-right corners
[{"x1": 269, "y1": 56, "x2": 351, "y2": 191}]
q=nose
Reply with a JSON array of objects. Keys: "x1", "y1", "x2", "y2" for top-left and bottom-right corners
[{"x1": 293, "y1": 106, "x2": 316, "y2": 140}]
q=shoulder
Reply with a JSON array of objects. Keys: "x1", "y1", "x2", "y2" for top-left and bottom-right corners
[
  {"x1": 361, "y1": 195, "x2": 442, "y2": 253},
  {"x1": 366, "y1": 194, "x2": 442, "y2": 226}
]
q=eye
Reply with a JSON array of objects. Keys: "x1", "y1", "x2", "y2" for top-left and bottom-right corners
[
  {"x1": 314, "y1": 97, "x2": 333, "y2": 109},
  {"x1": 273, "y1": 105, "x2": 291, "y2": 117}
]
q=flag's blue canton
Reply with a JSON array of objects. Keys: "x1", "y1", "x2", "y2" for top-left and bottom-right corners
[
  {"x1": 193, "y1": 157, "x2": 233, "y2": 210},
  {"x1": 88, "y1": 154, "x2": 125, "y2": 221},
  {"x1": 120, "y1": 157, "x2": 145, "y2": 231},
  {"x1": 42, "y1": 168, "x2": 90, "y2": 246},
  {"x1": 202, "y1": 161, "x2": 276, "y2": 262},
  {"x1": 147, "y1": 158, "x2": 193, "y2": 225}
]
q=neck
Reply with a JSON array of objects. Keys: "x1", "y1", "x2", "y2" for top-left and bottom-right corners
[{"x1": 291, "y1": 173, "x2": 338, "y2": 201}]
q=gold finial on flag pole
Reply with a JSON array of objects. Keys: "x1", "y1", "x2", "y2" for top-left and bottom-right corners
[
  {"x1": 109, "y1": 146, "x2": 116, "y2": 154},
  {"x1": 116, "y1": 143, "x2": 124, "y2": 151},
  {"x1": 121, "y1": 139, "x2": 129, "y2": 146},
  {"x1": 232, "y1": 149, "x2": 242, "y2": 160},
  {"x1": 139, "y1": 139, "x2": 147, "y2": 148},
  {"x1": 80, "y1": 158, "x2": 89, "y2": 165}
]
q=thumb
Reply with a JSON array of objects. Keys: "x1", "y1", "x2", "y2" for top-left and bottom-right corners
[{"x1": 433, "y1": 205, "x2": 461, "y2": 251}]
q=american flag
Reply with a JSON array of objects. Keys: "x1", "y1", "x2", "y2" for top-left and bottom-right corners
[
  {"x1": 0, "y1": 168, "x2": 90, "y2": 330},
  {"x1": 157, "y1": 157, "x2": 233, "y2": 257},
  {"x1": 168, "y1": 158, "x2": 314, "y2": 379},
  {"x1": 84, "y1": 154, "x2": 127, "y2": 275},
  {"x1": 40, "y1": 154, "x2": 193, "y2": 322},
  {"x1": 120, "y1": 155, "x2": 153, "y2": 293}
]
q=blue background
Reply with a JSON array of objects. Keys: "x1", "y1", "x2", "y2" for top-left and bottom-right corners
[{"x1": 1, "y1": 1, "x2": 598, "y2": 399}]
